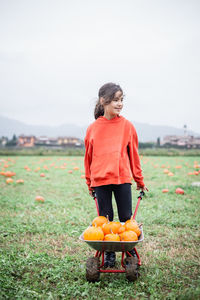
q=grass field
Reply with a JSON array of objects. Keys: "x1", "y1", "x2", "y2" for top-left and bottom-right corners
[{"x1": 0, "y1": 156, "x2": 200, "y2": 299}]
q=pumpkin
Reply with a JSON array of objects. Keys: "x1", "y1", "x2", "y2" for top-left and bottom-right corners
[
  {"x1": 35, "y1": 195, "x2": 45, "y2": 202},
  {"x1": 92, "y1": 216, "x2": 108, "y2": 227},
  {"x1": 73, "y1": 166, "x2": 79, "y2": 170},
  {"x1": 125, "y1": 216, "x2": 137, "y2": 226},
  {"x1": 40, "y1": 173, "x2": 45, "y2": 177},
  {"x1": 102, "y1": 221, "x2": 121, "y2": 235},
  {"x1": 162, "y1": 189, "x2": 169, "y2": 193},
  {"x1": 16, "y1": 179, "x2": 24, "y2": 184},
  {"x1": 188, "y1": 172, "x2": 194, "y2": 175},
  {"x1": 4, "y1": 171, "x2": 16, "y2": 177},
  {"x1": 104, "y1": 233, "x2": 120, "y2": 241},
  {"x1": 125, "y1": 221, "x2": 141, "y2": 237},
  {"x1": 83, "y1": 226, "x2": 104, "y2": 241},
  {"x1": 168, "y1": 172, "x2": 174, "y2": 176},
  {"x1": 175, "y1": 188, "x2": 184, "y2": 195},
  {"x1": 118, "y1": 225, "x2": 126, "y2": 234},
  {"x1": 6, "y1": 178, "x2": 14, "y2": 184},
  {"x1": 120, "y1": 230, "x2": 138, "y2": 241}
]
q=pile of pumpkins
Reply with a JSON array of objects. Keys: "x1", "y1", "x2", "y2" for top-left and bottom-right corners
[{"x1": 83, "y1": 216, "x2": 141, "y2": 242}]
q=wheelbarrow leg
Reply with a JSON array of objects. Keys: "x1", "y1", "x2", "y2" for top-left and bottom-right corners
[{"x1": 126, "y1": 247, "x2": 141, "y2": 266}]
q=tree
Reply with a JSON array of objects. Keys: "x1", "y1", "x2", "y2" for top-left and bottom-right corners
[
  {"x1": 157, "y1": 137, "x2": 160, "y2": 147},
  {"x1": 6, "y1": 134, "x2": 17, "y2": 147}
]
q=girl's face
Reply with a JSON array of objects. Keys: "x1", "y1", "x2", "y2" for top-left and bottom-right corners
[{"x1": 103, "y1": 91, "x2": 124, "y2": 119}]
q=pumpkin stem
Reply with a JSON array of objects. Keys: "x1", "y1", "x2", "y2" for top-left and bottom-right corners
[{"x1": 106, "y1": 215, "x2": 110, "y2": 222}]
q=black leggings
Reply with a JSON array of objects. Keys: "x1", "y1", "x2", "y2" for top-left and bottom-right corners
[{"x1": 94, "y1": 183, "x2": 132, "y2": 222}]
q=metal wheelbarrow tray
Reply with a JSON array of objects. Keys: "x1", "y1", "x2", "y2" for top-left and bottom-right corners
[{"x1": 79, "y1": 225, "x2": 144, "y2": 252}]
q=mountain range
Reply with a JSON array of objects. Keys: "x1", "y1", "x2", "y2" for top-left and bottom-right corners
[{"x1": 0, "y1": 115, "x2": 199, "y2": 142}]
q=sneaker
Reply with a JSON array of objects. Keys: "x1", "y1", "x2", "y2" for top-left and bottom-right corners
[
  {"x1": 104, "y1": 251, "x2": 116, "y2": 268},
  {"x1": 109, "y1": 252, "x2": 116, "y2": 267}
]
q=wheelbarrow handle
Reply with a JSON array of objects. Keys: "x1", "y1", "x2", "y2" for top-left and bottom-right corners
[
  {"x1": 92, "y1": 191, "x2": 100, "y2": 216},
  {"x1": 133, "y1": 191, "x2": 145, "y2": 219}
]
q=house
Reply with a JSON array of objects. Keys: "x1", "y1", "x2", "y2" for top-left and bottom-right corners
[
  {"x1": 16, "y1": 135, "x2": 84, "y2": 148},
  {"x1": 162, "y1": 135, "x2": 200, "y2": 148},
  {"x1": 35, "y1": 136, "x2": 59, "y2": 146},
  {"x1": 18, "y1": 135, "x2": 36, "y2": 147},
  {"x1": 0, "y1": 137, "x2": 8, "y2": 147},
  {"x1": 58, "y1": 137, "x2": 83, "y2": 147}
]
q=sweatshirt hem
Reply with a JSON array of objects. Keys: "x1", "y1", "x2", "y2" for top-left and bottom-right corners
[{"x1": 91, "y1": 177, "x2": 133, "y2": 188}]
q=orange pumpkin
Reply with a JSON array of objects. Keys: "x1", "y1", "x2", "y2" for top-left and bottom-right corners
[
  {"x1": 125, "y1": 221, "x2": 141, "y2": 237},
  {"x1": 175, "y1": 188, "x2": 184, "y2": 195},
  {"x1": 102, "y1": 221, "x2": 121, "y2": 235},
  {"x1": 92, "y1": 216, "x2": 108, "y2": 227},
  {"x1": 104, "y1": 233, "x2": 120, "y2": 241},
  {"x1": 16, "y1": 179, "x2": 24, "y2": 184},
  {"x1": 73, "y1": 166, "x2": 79, "y2": 170},
  {"x1": 162, "y1": 189, "x2": 169, "y2": 193},
  {"x1": 35, "y1": 195, "x2": 45, "y2": 202},
  {"x1": 83, "y1": 226, "x2": 104, "y2": 241},
  {"x1": 4, "y1": 171, "x2": 16, "y2": 177},
  {"x1": 125, "y1": 216, "x2": 137, "y2": 226},
  {"x1": 6, "y1": 178, "x2": 14, "y2": 184},
  {"x1": 168, "y1": 172, "x2": 174, "y2": 176},
  {"x1": 120, "y1": 230, "x2": 138, "y2": 241},
  {"x1": 118, "y1": 225, "x2": 126, "y2": 234}
]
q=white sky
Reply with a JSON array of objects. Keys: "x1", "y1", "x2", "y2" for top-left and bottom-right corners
[{"x1": 0, "y1": 0, "x2": 200, "y2": 133}]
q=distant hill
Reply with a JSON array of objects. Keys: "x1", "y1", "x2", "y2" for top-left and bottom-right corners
[{"x1": 0, "y1": 115, "x2": 199, "y2": 142}]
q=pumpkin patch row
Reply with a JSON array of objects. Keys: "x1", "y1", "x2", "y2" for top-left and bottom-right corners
[{"x1": 83, "y1": 216, "x2": 141, "y2": 242}]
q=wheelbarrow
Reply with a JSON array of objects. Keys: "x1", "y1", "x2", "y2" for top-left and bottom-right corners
[{"x1": 79, "y1": 191, "x2": 145, "y2": 282}]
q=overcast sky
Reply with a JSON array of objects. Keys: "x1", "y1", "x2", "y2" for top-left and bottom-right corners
[{"x1": 0, "y1": 0, "x2": 200, "y2": 133}]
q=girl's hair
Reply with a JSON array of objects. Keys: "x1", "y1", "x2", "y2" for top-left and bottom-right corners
[{"x1": 94, "y1": 82, "x2": 123, "y2": 119}]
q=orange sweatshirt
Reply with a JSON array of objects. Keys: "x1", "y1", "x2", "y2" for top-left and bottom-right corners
[{"x1": 84, "y1": 115, "x2": 144, "y2": 191}]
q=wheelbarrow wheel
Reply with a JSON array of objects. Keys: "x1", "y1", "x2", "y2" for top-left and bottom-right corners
[
  {"x1": 125, "y1": 256, "x2": 139, "y2": 282},
  {"x1": 86, "y1": 257, "x2": 100, "y2": 282}
]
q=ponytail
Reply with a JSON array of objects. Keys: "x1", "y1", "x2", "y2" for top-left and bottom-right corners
[{"x1": 94, "y1": 100, "x2": 104, "y2": 120}]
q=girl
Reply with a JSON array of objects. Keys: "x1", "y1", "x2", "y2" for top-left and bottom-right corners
[{"x1": 84, "y1": 82, "x2": 148, "y2": 267}]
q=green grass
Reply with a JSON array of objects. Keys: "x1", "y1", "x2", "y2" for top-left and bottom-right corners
[
  {"x1": 0, "y1": 156, "x2": 200, "y2": 299},
  {"x1": 1, "y1": 147, "x2": 200, "y2": 156}
]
